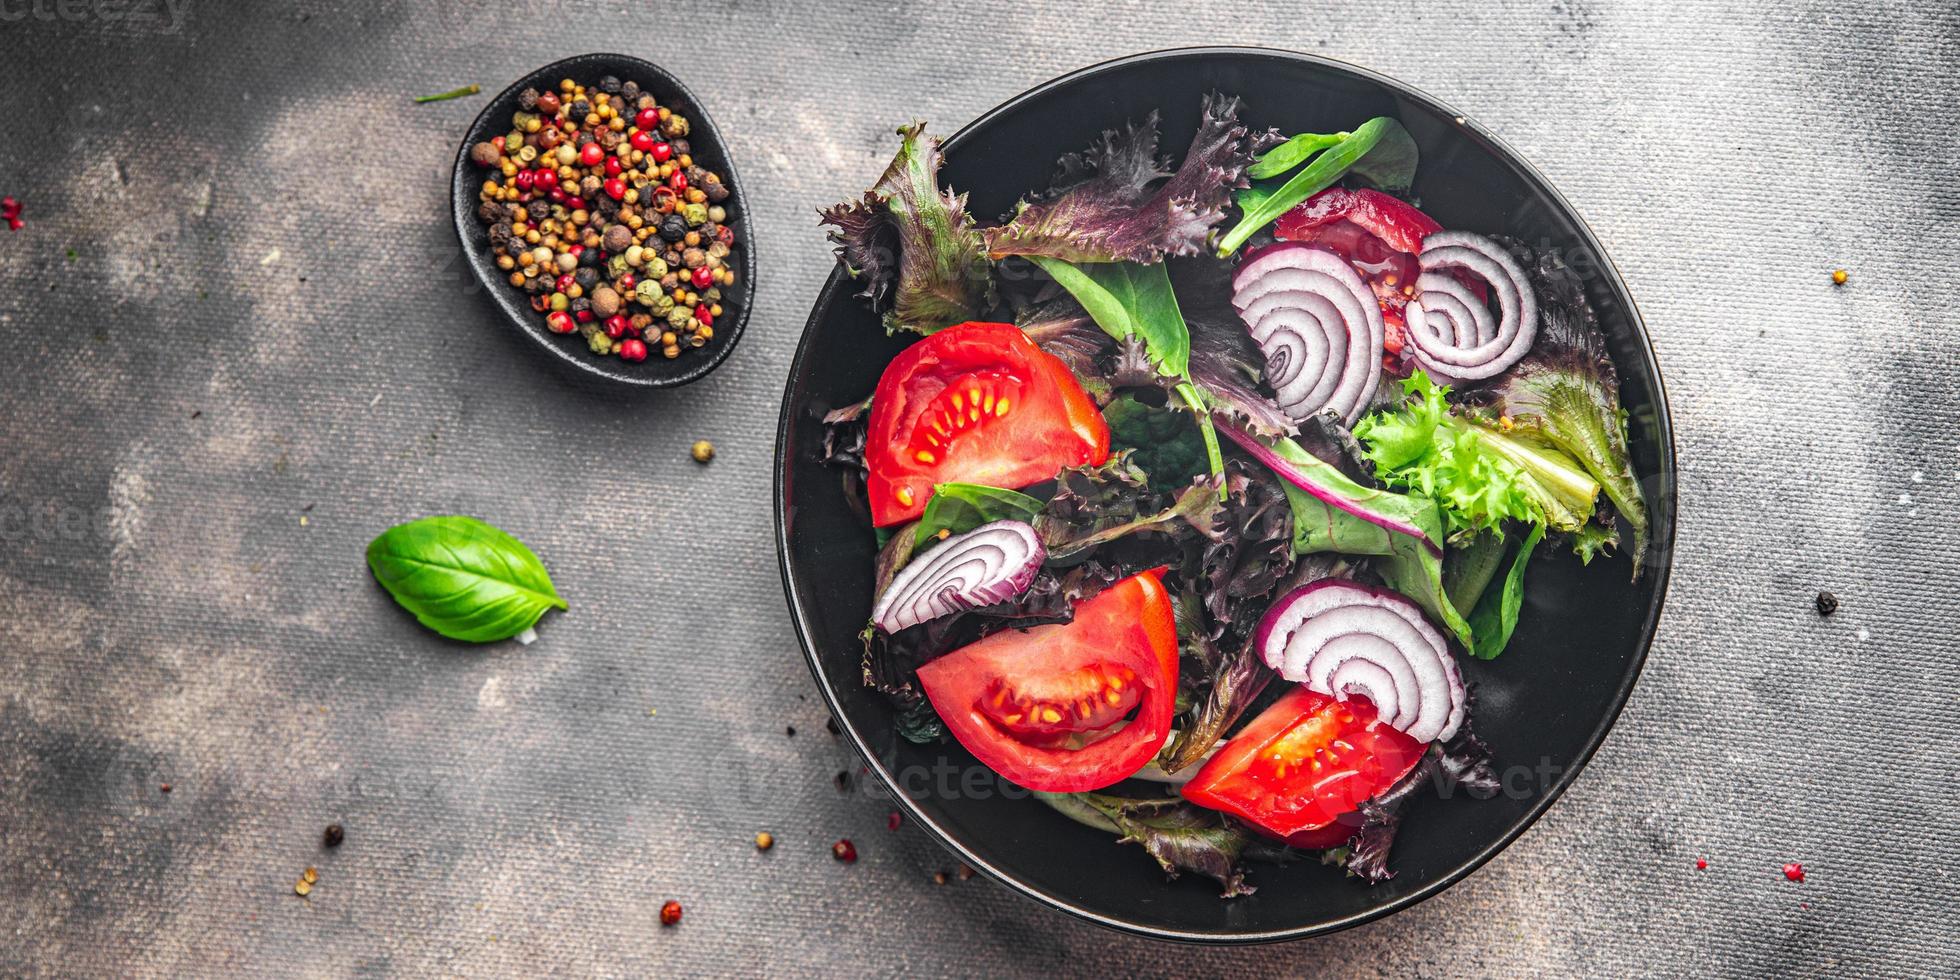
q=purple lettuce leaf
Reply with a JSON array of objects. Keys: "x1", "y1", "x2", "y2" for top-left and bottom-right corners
[
  {"x1": 981, "y1": 92, "x2": 1257, "y2": 265},
  {"x1": 820, "y1": 123, "x2": 993, "y2": 334}
]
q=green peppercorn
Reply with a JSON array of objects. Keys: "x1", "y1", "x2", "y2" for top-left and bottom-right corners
[
  {"x1": 682, "y1": 203, "x2": 708, "y2": 227},
  {"x1": 608, "y1": 254, "x2": 631, "y2": 279},
  {"x1": 586, "y1": 329, "x2": 615, "y2": 355},
  {"x1": 667, "y1": 306, "x2": 692, "y2": 330},
  {"x1": 644, "y1": 256, "x2": 669, "y2": 279}
]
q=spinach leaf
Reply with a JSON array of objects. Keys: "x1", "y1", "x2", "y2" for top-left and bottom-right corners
[
  {"x1": 912, "y1": 483, "x2": 1043, "y2": 550},
  {"x1": 1467, "y1": 524, "x2": 1544, "y2": 659},
  {"x1": 1216, "y1": 117, "x2": 1418, "y2": 256},
  {"x1": 1029, "y1": 258, "x2": 1189, "y2": 377},
  {"x1": 1444, "y1": 530, "x2": 1509, "y2": 619},
  {"x1": 1246, "y1": 131, "x2": 1349, "y2": 180},
  {"x1": 1033, "y1": 258, "x2": 1225, "y2": 496},
  {"x1": 366, "y1": 516, "x2": 566, "y2": 643}
]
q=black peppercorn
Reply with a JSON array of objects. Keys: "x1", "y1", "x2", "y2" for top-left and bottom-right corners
[
  {"x1": 570, "y1": 296, "x2": 593, "y2": 315},
  {"x1": 671, "y1": 138, "x2": 691, "y2": 157},
  {"x1": 488, "y1": 222, "x2": 512, "y2": 247},
  {"x1": 579, "y1": 248, "x2": 603, "y2": 268},
  {"x1": 598, "y1": 75, "x2": 621, "y2": 94},
  {"x1": 1816, "y1": 591, "x2": 1839, "y2": 616},
  {"x1": 595, "y1": 195, "x2": 620, "y2": 218},
  {"x1": 574, "y1": 266, "x2": 600, "y2": 289},
  {"x1": 477, "y1": 200, "x2": 504, "y2": 223},
  {"x1": 323, "y1": 823, "x2": 344, "y2": 848},
  {"x1": 517, "y1": 87, "x2": 540, "y2": 111},
  {"x1": 568, "y1": 98, "x2": 591, "y2": 123},
  {"x1": 620, "y1": 80, "x2": 640, "y2": 101},
  {"x1": 526, "y1": 199, "x2": 550, "y2": 221},
  {"x1": 703, "y1": 176, "x2": 730, "y2": 203},
  {"x1": 659, "y1": 214, "x2": 688, "y2": 243}
]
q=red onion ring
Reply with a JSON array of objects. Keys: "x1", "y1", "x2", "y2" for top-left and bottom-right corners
[
  {"x1": 870, "y1": 520, "x2": 1044, "y2": 634},
  {"x1": 1403, "y1": 231, "x2": 1538, "y2": 382},
  {"x1": 1253, "y1": 579, "x2": 1465, "y2": 743},
  {"x1": 1231, "y1": 244, "x2": 1384, "y2": 424}
]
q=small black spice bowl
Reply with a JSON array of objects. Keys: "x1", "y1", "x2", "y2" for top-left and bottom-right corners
[{"x1": 450, "y1": 53, "x2": 756, "y2": 388}]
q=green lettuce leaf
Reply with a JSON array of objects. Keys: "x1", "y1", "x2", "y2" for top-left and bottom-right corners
[
  {"x1": 1355, "y1": 372, "x2": 1599, "y2": 541},
  {"x1": 1474, "y1": 249, "x2": 1650, "y2": 575}
]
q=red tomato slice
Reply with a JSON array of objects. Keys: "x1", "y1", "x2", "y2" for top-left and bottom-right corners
[
  {"x1": 916, "y1": 569, "x2": 1178, "y2": 793},
  {"x1": 865, "y1": 321, "x2": 1108, "y2": 526},
  {"x1": 1180, "y1": 686, "x2": 1424, "y2": 838},
  {"x1": 1274, "y1": 186, "x2": 1441, "y2": 256}
]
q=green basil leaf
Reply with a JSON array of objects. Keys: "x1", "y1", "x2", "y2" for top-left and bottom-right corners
[
  {"x1": 1217, "y1": 117, "x2": 1417, "y2": 256},
  {"x1": 1246, "y1": 131, "x2": 1348, "y2": 180},
  {"x1": 366, "y1": 515, "x2": 566, "y2": 643},
  {"x1": 913, "y1": 483, "x2": 1043, "y2": 549},
  {"x1": 1467, "y1": 523, "x2": 1544, "y2": 660},
  {"x1": 1029, "y1": 258, "x2": 1190, "y2": 378}
]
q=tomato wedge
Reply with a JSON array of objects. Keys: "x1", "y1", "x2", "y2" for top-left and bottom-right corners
[
  {"x1": 1180, "y1": 687, "x2": 1424, "y2": 838},
  {"x1": 915, "y1": 569, "x2": 1178, "y2": 793},
  {"x1": 865, "y1": 321, "x2": 1108, "y2": 526}
]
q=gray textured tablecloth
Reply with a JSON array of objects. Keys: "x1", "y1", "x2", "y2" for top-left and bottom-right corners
[{"x1": 3, "y1": 1, "x2": 1956, "y2": 976}]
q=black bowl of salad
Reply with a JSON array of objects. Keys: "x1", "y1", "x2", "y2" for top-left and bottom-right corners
[{"x1": 776, "y1": 47, "x2": 1674, "y2": 943}]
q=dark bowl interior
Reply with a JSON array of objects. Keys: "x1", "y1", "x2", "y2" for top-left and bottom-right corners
[
  {"x1": 450, "y1": 52, "x2": 756, "y2": 388},
  {"x1": 776, "y1": 47, "x2": 1676, "y2": 943}
]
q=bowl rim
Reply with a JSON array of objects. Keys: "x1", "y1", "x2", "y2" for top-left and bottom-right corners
[
  {"x1": 774, "y1": 44, "x2": 1677, "y2": 944},
  {"x1": 449, "y1": 51, "x2": 757, "y2": 388}
]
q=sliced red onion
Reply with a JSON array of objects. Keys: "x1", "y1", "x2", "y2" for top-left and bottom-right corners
[
  {"x1": 1253, "y1": 579, "x2": 1465, "y2": 743},
  {"x1": 1231, "y1": 243, "x2": 1384, "y2": 424},
  {"x1": 1403, "y1": 231, "x2": 1538, "y2": 382},
  {"x1": 1243, "y1": 294, "x2": 1345, "y2": 412},
  {"x1": 870, "y1": 520, "x2": 1044, "y2": 634}
]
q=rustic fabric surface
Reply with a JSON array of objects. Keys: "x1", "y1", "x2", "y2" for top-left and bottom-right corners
[{"x1": 2, "y1": 1, "x2": 1956, "y2": 976}]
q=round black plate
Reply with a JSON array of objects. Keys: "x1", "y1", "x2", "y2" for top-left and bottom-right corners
[
  {"x1": 450, "y1": 52, "x2": 756, "y2": 388},
  {"x1": 775, "y1": 47, "x2": 1675, "y2": 943}
]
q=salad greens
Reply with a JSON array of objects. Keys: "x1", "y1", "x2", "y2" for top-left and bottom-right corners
[
  {"x1": 1473, "y1": 251, "x2": 1651, "y2": 573},
  {"x1": 984, "y1": 92, "x2": 1257, "y2": 265},
  {"x1": 819, "y1": 123, "x2": 993, "y2": 334},
  {"x1": 1217, "y1": 116, "x2": 1418, "y2": 256},
  {"x1": 1033, "y1": 258, "x2": 1226, "y2": 498},
  {"x1": 365, "y1": 516, "x2": 565, "y2": 644},
  {"x1": 1467, "y1": 524, "x2": 1544, "y2": 659},
  {"x1": 1355, "y1": 372, "x2": 1600, "y2": 539},
  {"x1": 912, "y1": 482, "x2": 1044, "y2": 549},
  {"x1": 1035, "y1": 791, "x2": 1288, "y2": 898},
  {"x1": 1104, "y1": 395, "x2": 1212, "y2": 487}
]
